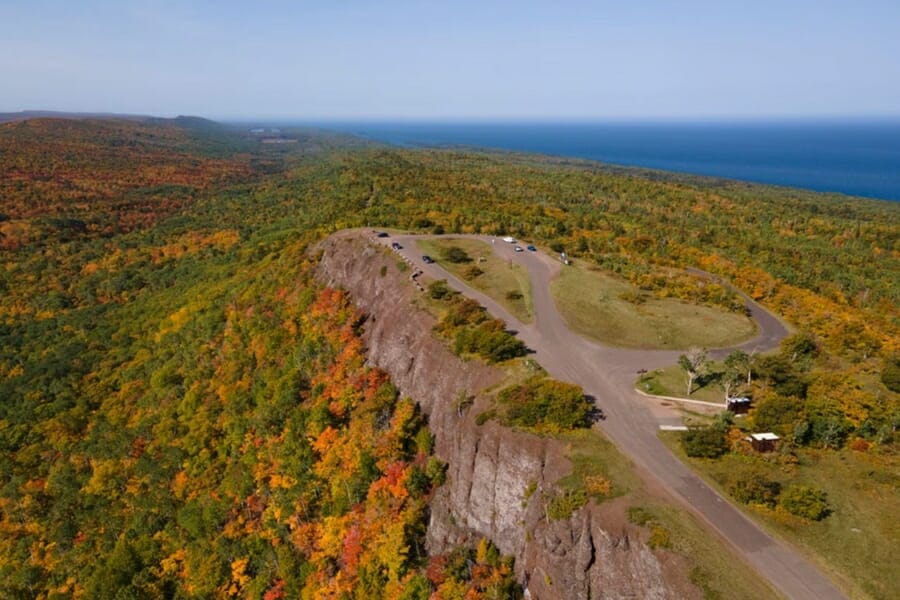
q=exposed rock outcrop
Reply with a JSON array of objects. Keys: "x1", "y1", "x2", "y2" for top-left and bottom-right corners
[{"x1": 316, "y1": 232, "x2": 698, "y2": 600}]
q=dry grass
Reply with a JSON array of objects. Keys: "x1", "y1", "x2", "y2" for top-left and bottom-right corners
[{"x1": 551, "y1": 264, "x2": 756, "y2": 349}]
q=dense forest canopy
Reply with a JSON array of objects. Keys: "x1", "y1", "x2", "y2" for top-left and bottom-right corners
[{"x1": 0, "y1": 118, "x2": 897, "y2": 597}]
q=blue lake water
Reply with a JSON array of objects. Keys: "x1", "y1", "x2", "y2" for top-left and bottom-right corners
[{"x1": 318, "y1": 121, "x2": 900, "y2": 202}]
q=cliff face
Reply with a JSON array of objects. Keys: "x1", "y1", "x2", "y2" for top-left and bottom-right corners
[{"x1": 316, "y1": 232, "x2": 697, "y2": 600}]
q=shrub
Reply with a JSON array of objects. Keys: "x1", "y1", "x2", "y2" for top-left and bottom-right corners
[
  {"x1": 648, "y1": 525, "x2": 672, "y2": 549},
  {"x1": 752, "y1": 394, "x2": 805, "y2": 436},
  {"x1": 849, "y1": 438, "x2": 870, "y2": 452},
  {"x1": 779, "y1": 485, "x2": 831, "y2": 521},
  {"x1": 680, "y1": 426, "x2": 729, "y2": 458},
  {"x1": 497, "y1": 376, "x2": 593, "y2": 431},
  {"x1": 453, "y1": 320, "x2": 527, "y2": 363},
  {"x1": 584, "y1": 474, "x2": 612, "y2": 497},
  {"x1": 442, "y1": 245, "x2": 470, "y2": 263},
  {"x1": 428, "y1": 279, "x2": 452, "y2": 300},
  {"x1": 728, "y1": 475, "x2": 781, "y2": 507},
  {"x1": 475, "y1": 409, "x2": 496, "y2": 426},
  {"x1": 618, "y1": 290, "x2": 645, "y2": 305},
  {"x1": 546, "y1": 489, "x2": 587, "y2": 520},
  {"x1": 627, "y1": 506, "x2": 655, "y2": 526},
  {"x1": 462, "y1": 265, "x2": 483, "y2": 280}
]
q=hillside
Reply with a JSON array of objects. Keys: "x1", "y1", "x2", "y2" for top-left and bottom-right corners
[{"x1": 0, "y1": 118, "x2": 897, "y2": 598}]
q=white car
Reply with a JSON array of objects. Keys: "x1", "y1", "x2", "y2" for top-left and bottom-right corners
[
  {"x1": 514, "y1": 246, "x2": 524, "y2": 252},
  {"x1": 502, "y1": 236, "x2": 516, "y2": 243}
]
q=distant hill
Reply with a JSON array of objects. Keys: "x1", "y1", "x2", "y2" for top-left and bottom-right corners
[{"x1": 0, "y1": 110, "x2": 155, "y2": 123}]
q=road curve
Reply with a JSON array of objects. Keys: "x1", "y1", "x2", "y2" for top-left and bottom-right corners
[{"x1": 379, "y1": 232, "x2": 846, "y2": 600}]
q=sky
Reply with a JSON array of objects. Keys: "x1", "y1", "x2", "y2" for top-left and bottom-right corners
[{"x1": 2, "y1": 0, "x2": 900, "y2": 121}]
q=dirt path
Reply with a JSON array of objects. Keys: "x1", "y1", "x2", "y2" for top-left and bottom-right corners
[{"x1": 380, "y1": 232, "x2": 846, "y2": 600}]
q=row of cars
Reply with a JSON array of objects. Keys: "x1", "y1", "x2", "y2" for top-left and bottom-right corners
[
  {"x1": 377, "y1": 230, "x2": 537, "y2": 265},
  {"x1": 502, "y1": 236, "x2": 537, "y2": 253}
]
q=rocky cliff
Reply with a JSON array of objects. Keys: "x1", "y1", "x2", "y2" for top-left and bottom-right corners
[{"x1": 316, "y1": 232, "x2": 698, "y2": 600}]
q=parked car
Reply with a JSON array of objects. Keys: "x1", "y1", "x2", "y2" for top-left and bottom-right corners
[
  {"x1": 527, "y1": 245, "x2": 537, "y2": 252},
  {"x1": 422, "y1": 255, "x2": 435, "y2": 264},
  {"x1": 391, "y1": 242, "x2": 402, "y2": 250},
  {"x1": 514, "y1": 246, "x2": 524, "y2": 252},
  {"x1": 376, "y1": 231, "x2": 389, "y2": 238},
  {"x1": 502, "y1": 236, "x2": 516, "y2": 243}
]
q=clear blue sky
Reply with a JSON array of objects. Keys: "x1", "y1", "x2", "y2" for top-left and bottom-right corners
[{"x1": 3, "y1": 0, "x2": 899, "y2": 120}]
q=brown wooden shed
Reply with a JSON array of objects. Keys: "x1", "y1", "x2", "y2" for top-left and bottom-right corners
[{"x1": 746, "y1": 432, "x2": 780, "y2": 452}]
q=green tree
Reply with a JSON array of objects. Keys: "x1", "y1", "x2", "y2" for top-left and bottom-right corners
[
  {"x1": 680, "y1": 425, "x2": 728, "y2": 458},
  {"x1": 678, "y1": 347, "x2": 708, "y2": 395}
]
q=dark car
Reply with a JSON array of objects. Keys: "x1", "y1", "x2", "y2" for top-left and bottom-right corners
[
  {"x1": 391, "y1": 242, "x2": 402, "y2": 250},
  {"x1": 422, "y1": 255, "x2": 435, "y2": 264},
  {"x1": 376, "y1": 231, "x2": 390, "y2": 238},
  {"x1": 527, "y1": 245, "x2": 537, "y2": 252}
]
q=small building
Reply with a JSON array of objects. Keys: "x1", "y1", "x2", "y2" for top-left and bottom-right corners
[
  {"x1": 746, "y1": 432, "x2": 779, "y2": 452},
  {"x1": 726, "y1": 396, "x2": 752, "y2": 414}
]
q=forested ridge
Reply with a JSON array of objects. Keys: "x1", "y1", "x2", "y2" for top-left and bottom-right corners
[{"x1": 0, "y1": 118, "x2": 897, "y2": 597}]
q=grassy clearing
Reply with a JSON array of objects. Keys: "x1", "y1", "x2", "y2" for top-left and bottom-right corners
[
  {"x1": 661, "y1": 432, "x2": 900, "y2": 600},
  {"x1": 417, "y1": 238, "x2": 533, "y2": 323},
  {"x1": 556, "y1": 429, "x2": 641, "y2": 500},
  {"x1": 638, "y1": 363, "x2": 729, "y2": 404},
  {"x1": 550, "y1": 264, "x2": 756, "y2": 349}
]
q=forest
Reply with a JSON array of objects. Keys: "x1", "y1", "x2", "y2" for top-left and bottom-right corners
[{"x1": 0, "y1": 117, "x2": 897, "y2": 597}]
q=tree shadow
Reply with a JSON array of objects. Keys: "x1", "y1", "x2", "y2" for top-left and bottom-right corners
[{"x1": 584, "y1": 394, "x2": 606, "y2": 422}]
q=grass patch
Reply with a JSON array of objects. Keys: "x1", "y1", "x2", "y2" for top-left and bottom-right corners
[
  {"x1": 555, "y1": 429, "x2": 641, "y2": 501},
  {"x1": 418, "y1": 238, "x2": 533, "y2": 322},
  {"x1": 638, "y1": 363, "x2": 727, "y2": 403},
  {"x1": 661, "y1": 432, "x2": 900, "y2": 600},
  {"x1": 550, "y1": 265, "x2": 756, "y2": 349}
]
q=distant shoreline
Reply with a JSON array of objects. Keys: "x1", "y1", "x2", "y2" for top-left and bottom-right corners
[{"x1": 308, "y1": 121, "x2": 900, "y2": 202}]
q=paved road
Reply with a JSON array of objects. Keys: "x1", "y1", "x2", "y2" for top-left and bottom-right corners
[{"x1": 379, "y1": 233, "x2": 846, "y2": 600}]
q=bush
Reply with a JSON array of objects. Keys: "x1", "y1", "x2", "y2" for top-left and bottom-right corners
[
  {"x1": 428, "y1": 279, "x2": 453, "y2": 300},
  {"x1": 453, "y1": 319, "x2": 526, "y2": 363},
  {"x1": 627, "y1": 506, "x2": 655, "y2": 526},
  {"x1": 475, "y1": 409, "x2": 496, "y2": 426},
  {"x1": 442, "y1": 245, "x2": 470, "y2": 263},
  {"x1": 648, "y1": 525, "x2": 672, "y2": 549},
  {"x1": 546, "y1": 489, "x2": 587, "y2": 520},
  {"x1": 437, "y1": 296, "x2": 526, "y2": 363},
  {"x1": 497, "y1": 376, "x2": 592, "y2": 431},
  {"x1": 779, "y1": 485, "x2": 831, "y2": 521},
  {"x1": 463, "y1": 265, "x2": 483, "y2": 280},
  {"x1": 728, "y1": 475, "x2": 781, "y2": 507},
  {"x1": 680, "y1": 426, "x2": 729, "y2": 458},
  {"x1": 752, "y1": 394, "x2": 804, "y2": 436}
]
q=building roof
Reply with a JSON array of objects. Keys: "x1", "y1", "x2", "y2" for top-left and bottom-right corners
[{"x1": 748, "y1": 433, "x2": 780, "y2": 441}]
